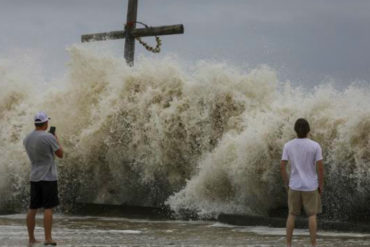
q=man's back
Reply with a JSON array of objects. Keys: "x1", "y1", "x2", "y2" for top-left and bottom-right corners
[
  {"x1": 23, "y1": 130, "x2": 59, "y2": 182},
  {"x1": 282, "y1": 138, "x2": 322, "y2": 191}
]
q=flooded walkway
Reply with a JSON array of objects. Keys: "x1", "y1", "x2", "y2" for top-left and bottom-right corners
[{"x1": 0, "y1": 214, "x2": 370, "y2": 246}]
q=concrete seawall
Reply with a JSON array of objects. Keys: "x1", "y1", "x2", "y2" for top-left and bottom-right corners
[
  {"x1": 70, "y1": 203, "x2": 370, "y2": 233},
  {"x1": 218, "y1": 214, "x2": 370, "y2": 233}
]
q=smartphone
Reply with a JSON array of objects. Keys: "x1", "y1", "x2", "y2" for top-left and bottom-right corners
[{"x1": 49, "y1": 126, "x2": 56, "y2": 135}]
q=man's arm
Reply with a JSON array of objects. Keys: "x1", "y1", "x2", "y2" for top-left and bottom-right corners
[
  {"x1": 54, "y1": 135, "x2": 63, "y2": 159},
  {"x1": 280, "y1": 160, "x2": 289, "y2": 190},
  {"x1": 317, "y1": 160, "x2": 324, "y2": 194}
]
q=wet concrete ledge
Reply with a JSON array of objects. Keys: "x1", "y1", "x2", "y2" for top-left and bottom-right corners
[
  {"x1": 72, "y1": 203, "x2": 175, "y2": 220},
  {"x1": 218, "y1": 214, "x2": 370, "y2": 233},
  {"x1": 71, "y1": 203, "x2": 370, "y2": 233}
]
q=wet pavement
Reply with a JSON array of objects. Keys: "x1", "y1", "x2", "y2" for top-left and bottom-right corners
[{"x1": 0, "y1": 214, "x2": 370, "y2": 246}]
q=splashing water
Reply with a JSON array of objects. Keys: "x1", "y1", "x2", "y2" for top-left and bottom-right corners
[{"x1": 0, "y1": 45, "x2": 369, "y2": 221}]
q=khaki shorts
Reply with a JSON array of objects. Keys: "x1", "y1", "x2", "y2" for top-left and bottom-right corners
[{"x1": 288, "y1": 189, "x2": 322, "y2": 216}]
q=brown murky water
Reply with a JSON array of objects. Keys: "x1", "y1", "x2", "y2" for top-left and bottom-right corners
[{"x1": 0, "y1": 214, "x2": 370, "y2": 246}]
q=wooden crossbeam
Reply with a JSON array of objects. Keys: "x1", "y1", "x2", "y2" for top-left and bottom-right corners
[{"x1": 81, "y1": 24, "x2": 184, "y2": 42}]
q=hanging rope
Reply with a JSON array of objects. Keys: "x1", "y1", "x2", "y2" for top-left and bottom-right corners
[{"x1": 131, "y1": 21, "x2": 162, "y2": 53}]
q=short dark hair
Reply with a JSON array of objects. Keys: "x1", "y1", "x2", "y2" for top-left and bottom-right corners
[
  {"x1": 294, "y1": 118, "x2": 310, "y2": 138},
  {"x1": 34, "y1": 121, "x2": 47, "y2": 128}
]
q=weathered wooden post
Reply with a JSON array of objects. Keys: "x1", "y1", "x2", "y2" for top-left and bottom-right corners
[
  {"x1": 81, "y1": 0, "x2": 184, "y2": 66},
  {"x1": 124, "y1": 0, "x2": 138, "y2": 65}
]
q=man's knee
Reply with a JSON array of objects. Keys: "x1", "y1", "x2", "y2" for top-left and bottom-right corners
[
  {"x1": 28, "y1": 209, "x2": 38, "y2": 216},
  {"x1": 308, "y1": 214, "x2": 317, "y2": 220},
  {"x1": 44, "y1": 208, "x2": 53, "y2": 215},
  {"x1": 287, "y1": 214, "x2": 296, "y2": 225}
]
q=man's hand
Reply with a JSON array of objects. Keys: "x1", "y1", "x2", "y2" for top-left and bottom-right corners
[
  {"x1": 280, "y1": 160, "x2": 289, "y2": 191},
  {"x1": 318, "y1": 184, "x2": 323, "y2": 195},
  {"x1": 317, "y1": 160, "x2": 324, "y2": 196},
  {"x1": 54, "y1": 134, "x2": 64, "y2": 159}
]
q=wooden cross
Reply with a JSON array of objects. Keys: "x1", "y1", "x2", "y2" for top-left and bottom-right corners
[{"x1": 81, "y1": 0, "x2": 184, "y2": 66}]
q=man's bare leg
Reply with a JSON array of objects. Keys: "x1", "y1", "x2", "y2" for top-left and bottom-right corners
[
  {"x1": 308, "y1": 215, "x2": 317, "y2": 247},
  {"x1": 286, "y1": 214, "x2": 296, "y2": 247},
  {"x1": 27, "y1": 209, "x2": 39, "y2": 245},
  {"x1": 44, "y1": 208, "x2": 55, "y2": 243}
]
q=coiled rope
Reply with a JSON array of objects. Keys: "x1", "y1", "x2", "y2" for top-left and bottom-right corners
[{"x1": 127, "y1": 21, "x2": 162, "y2": 53}]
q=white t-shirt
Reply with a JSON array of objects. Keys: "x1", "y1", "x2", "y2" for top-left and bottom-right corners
[{"x1": 282, "y1": 138, "x2": 323, "y2": 191}]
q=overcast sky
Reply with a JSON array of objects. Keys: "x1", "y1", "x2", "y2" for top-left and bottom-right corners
[{"x1": 1, "y1": 0, "x2": 370, "y2": 87}]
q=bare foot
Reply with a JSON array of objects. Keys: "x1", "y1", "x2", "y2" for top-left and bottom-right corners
[
  {"x1": 44, "y1": 240, "x2": 57, "y2": 246},
  {"x1": 28, "y1": 239, "x2": 41, "y2": 246}
]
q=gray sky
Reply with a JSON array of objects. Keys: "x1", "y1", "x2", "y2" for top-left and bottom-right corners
[{"x1": 1, "y1": 0, "x2": 370, "y2": 87}]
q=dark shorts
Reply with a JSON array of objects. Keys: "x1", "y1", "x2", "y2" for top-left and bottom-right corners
[{"x1": 30, "y1": 181, "x2": 59, "y2": 209}]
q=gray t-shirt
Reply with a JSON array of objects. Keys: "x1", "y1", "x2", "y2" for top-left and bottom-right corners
[{"x1": 23, "y1": 130, "x2": 59, "y2": 181}]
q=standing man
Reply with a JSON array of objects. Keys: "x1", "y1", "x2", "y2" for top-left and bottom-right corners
[
  {"x1": 23, "y1": 112, "x2": 63, "y2": 246},
  {"x1": 281, "y1": 118, "x2": 324, "y2": 247}
]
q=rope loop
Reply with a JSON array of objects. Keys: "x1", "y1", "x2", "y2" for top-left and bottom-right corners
[{"x1": 132, "y1": 21, "x2": 162, "y2": 53}]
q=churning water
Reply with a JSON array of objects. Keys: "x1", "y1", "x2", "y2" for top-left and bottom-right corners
[{"x1": 0, "y1": 45, "x2": 370, "y2": 222}]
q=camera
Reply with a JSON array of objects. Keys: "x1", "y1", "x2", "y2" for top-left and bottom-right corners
[{"x1": 49, "y1": 126, "x2": 56, "y2": 135}]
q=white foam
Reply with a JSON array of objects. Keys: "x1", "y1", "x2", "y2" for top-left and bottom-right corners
[
  {"x1": 209, "y1": 222, "x2": 236, "y2": 228},
  {"x1": 92, "y1": 229, "x2": 142, "y2": 234},
  {"x1": 1, "y1": 46, "x2": 370, "y2": 221}
]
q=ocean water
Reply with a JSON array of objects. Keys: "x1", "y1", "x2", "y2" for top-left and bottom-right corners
[
  {"x1": 1, "y1": 214, "x2": 370, "y2": 247},
  {"x1": 0, "y1": 45, "x2": 370, "y2": 222}
]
